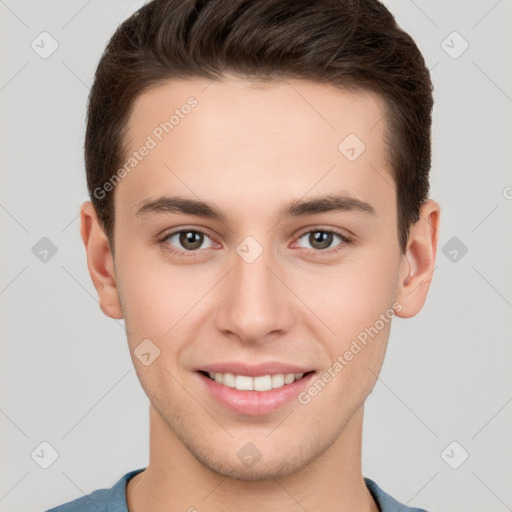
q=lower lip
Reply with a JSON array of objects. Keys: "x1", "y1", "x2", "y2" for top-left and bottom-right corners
[{"x1": 197, "y1": 371, "x2": 316, "y2": 416}]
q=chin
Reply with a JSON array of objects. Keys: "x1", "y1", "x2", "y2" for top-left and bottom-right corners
[{"x1": 196, "y1": 450, "x2": 311, "y2": 481}]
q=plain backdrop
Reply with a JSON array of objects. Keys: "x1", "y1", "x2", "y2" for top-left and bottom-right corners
[{"x1": 1, "y1": 1, "x2": 511, "y2": 511}]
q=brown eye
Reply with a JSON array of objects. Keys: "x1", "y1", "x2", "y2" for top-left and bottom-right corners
[
  {"x1": 309, "y1": 231, "x2": 333, "y2": 250},
  {"x1": 295, "y1": 229, "x2": 350, "y2": 252},
  {"x1": 179, "y1": 231, "x2": 204, "y2": 250},
  {"x1": 163, "y1": 230, "x2": 214, "y2": 252}
]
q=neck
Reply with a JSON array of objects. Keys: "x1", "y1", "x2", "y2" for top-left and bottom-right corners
[{"x1": 126, "y1": 405, "x2": 379, "y2": 512}]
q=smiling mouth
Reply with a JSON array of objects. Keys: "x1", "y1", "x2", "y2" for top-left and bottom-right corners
[{"x1": 198, "y1": 370, "x2": 315, "y2": 391}]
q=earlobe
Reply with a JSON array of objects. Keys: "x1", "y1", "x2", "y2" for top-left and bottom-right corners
[
  {"x1": 395, "y1": 199, "x2": 441, "y2": 319},
  {"x1": 80, "y1": 201, "x2": 123, "y2": 320}
]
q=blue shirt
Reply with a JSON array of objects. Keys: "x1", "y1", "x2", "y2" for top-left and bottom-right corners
[{"x1": 44, "y1": 468, "x2": 430, "y2": 511}]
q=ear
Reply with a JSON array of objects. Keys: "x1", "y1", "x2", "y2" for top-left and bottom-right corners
[
  {"x1": 80, "y1": 201, "x2": 123, "y2": 319},
  {"x1": 395, "y1": 199, "x2": 441, "y2": 318}
]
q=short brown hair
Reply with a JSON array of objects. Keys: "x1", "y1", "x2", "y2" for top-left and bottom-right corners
[{"x1": 85, "y1": 0, "x2": 433, "y2": 254}]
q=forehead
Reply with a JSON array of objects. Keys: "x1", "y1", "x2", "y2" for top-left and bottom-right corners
[
  {"x1": 117, "y1": 75, "x2": 393, "y2": 220},
  {"x1": 126, "y1": 75, "x2": 388, "y2": 148}
]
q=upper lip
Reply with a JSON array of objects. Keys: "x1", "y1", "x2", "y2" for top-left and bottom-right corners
[{"x1": 198, "y1": 361, "x2": 314, "y2": 377}]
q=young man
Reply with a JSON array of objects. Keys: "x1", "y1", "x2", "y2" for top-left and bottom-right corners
[{"x1": 47, "y1": 0, "x2": 440, "y2": 510}]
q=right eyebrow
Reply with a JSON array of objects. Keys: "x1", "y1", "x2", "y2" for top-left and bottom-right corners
[{"x1": 135, "y1": 196, "x2": 226, "y2": 221}]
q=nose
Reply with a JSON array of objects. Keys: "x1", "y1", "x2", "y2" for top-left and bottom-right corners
[{"x1": 214, "y1": 242, "x2": 295, "y2": 344}]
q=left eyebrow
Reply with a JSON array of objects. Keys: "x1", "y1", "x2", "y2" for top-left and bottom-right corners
[
  {"x1": 134, "y1": 193, "x2": 376, "y2": 221},
  {"x1": 278, "y1": 194, "x2": 376, "y2": 218}
]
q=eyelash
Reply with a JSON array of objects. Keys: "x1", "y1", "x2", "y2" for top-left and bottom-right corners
[{"x1": 158, "y1": 227, "x2": 353, "y2": 258}]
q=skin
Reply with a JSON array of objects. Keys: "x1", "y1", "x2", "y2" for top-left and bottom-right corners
[{"x1": 80, "y1": 75, "x2": 440, "y2": 511}]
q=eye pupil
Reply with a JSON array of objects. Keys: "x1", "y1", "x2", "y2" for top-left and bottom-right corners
[
  {"x1": 180, "y1": 231, "x2": 203, "y2": 250},
  {"x1": 310, "y1": 231, "x2": 333, "y2": 250}
]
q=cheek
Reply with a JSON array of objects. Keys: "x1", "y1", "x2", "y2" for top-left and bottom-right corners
[
  {"x1": 115, "y1": 248, "x2": 184, "y2": 326},
  {"x1": 300, "y1": 250, "x2": 399, "y2": 336},
  {"x1": 116, "y1": 251, "x2": 220, "y2": 365}
]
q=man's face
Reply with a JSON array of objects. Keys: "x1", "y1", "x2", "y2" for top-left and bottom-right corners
[{"x1": 109, "y1": 76, "x2": 405, "y2": 479}]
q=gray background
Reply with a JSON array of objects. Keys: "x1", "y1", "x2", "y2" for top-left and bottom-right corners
[{"x1": 1, "y1": 1, "x2": 511, "y2": 511}]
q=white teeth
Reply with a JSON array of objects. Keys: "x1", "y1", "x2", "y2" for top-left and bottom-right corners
[
  {"x1": 235, "y1": 375, "x2": 253, "y2": 390},
  {"x1": 284, "y1": 373, "x2": 295, "y2": 384},
  {"x1": 205, "y1": 371, "x2": 306, "y2": 391},
  {"x1": 271, "y1": 374, "x2": 285, "y2": 389},
  {"x1": 253, "y1": 375, "x2": 272, "y2": 391},
  {"x1": 223, "y1": 372, "x2": 236, "y2": 388}
]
